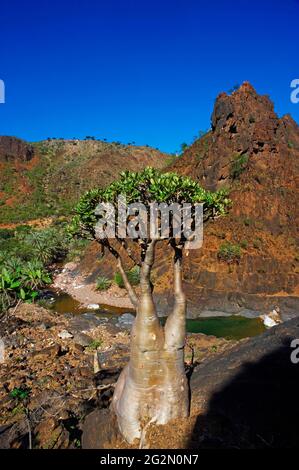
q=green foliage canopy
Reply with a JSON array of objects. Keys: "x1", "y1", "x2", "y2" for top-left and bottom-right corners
[{"x1": 69, "y1": 168, "x2": 230, "y2": 240}]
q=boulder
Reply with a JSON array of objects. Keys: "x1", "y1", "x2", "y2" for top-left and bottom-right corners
[
  {"x1": 32, "y1": 344, "x2": 61, "y2": 359},
  {"x1": 81, "y1": 409, "x2": 120, "y2": 449},
  {"x1": 116, "y1": 313, "x2": 135, "y2": 329},
  {"x1": 58, "y1": 330, "x2": 73, "y2": 340},
  {"x1": 87, "y1": 304, "x2": 100, "y2": 310},
  {"x1": 189, "y1": 317, "x2": 299, "y2": 448},
  {"x1": 73, "y1": 332, "x2": 93, "y2": 347}
]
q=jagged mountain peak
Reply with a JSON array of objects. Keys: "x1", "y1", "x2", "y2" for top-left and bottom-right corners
[
  {"x1": 172, "y1": 82, "x2": 299, "y2": 192},
  {"x1": 211, "y1": 81, "x2": 276, "y2": 134}
]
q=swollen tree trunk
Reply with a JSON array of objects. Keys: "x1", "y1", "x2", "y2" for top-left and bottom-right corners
[{"x1": 111, "y1": 241, "x2": 189, "y2": 444}]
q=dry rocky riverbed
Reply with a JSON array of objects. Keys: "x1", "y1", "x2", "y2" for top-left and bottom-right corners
[
  {"x1": 0, "y1": 303, "x2": 237, "y2": 449},
  {"x1": 53, "y1": 262, "x2": 135, "y2": 310}
]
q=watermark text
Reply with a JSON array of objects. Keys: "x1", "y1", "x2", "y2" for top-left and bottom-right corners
[
  {"x1": 290, "y1": 339, "x2": 299, "y2": 364},
  {"x1": 94, "y1": 196, "x2": 204, "y2": 249},
  {"x1": 0, "y1": 80, "x2": 5, "y2": 104},
  {"x1": 290, "y1": 79, "x2": 299, "y2": 104}
]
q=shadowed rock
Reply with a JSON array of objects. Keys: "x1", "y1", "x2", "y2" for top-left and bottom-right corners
[{"x1": 189, "y1": 316, "x2": 299, "y2": 448}]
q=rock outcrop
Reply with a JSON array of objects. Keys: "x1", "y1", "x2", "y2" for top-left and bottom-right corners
[
  {"x1": 173, "y1": 82, "x2": 299, "y2": 191},
  {"x1": 168, "y1": 82, "x2": 299, "y2": 317},
  {"x1": 188, "y1": 316, "x2": 299, "y2": 448},
  {"x1": 80, "y1": 83, "x2": 299, "y2": 318},
  {"x1": 81, "y1": 317, "x2": 299, "y2": 449},
  {"x1": 0, "y1": 136, "x2": 34, "y2": 163},
  {"x1": 0, "y1": 303, "x2": 234, "y2": 449}
]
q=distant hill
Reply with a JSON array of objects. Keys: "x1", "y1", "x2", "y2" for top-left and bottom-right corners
[{"x1": 0, "y1": 137, "x2": 170, "y2": 224}]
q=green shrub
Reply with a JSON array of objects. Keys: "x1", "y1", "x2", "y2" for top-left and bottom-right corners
[
  {"x1": 114, "y1": 265, "x2": 140, "y2": 288},
  {"x1": 228, "y1": 84, "x2": 240, "y2": 93},
  {"x1": 0, "y1": 222, "x2": 90, "y2": 314},
  {"x1": 243, "y1": 217, "x2": 253, "y2": 227},
  {"x1": 253, "y1": 238, "x2": 262, "y2": 250},
  {"x1": 96, "y1": 276, "x2": 111, "y2": 291},
  {"x1": 0, "y1": 225, "x2": 69, "y2": 265},
  {"x1": 15, "y1": 225, "x2": 31, "y2": 234},
  {"x1": 240, "y1": 240, "x2": 248, "y2": 249},
  {"x1": 86, "y1": 339, "x2": 102, "y2": 351},
  {"x1": 0, "y1": 290, "x2": 12, "y2": 314},
  {"x1": 114, "y1": 271, "x2": 124, "y2": 288},
  {"x1": 128, "y1": 265, "x2": 140, "y2": 285},
  {"x1": 164, "y1": 154, "x2": 178, "y2": 166},
  {"x1": 10, "y1": 386, "x2": 31, "y2": 401},
  {"x1": 218, "y1": 242, "x2": 241, "y2": 262},
  {"x1": 22, "y1": 227, "x2": 68, "y2": 265},
  {"x1": 0, "y1": 259, "x2": 52, "y2": 313},
  {"x1": 65, "y1": 238, "x2": 89, "y2": 262},
  {"x1": 0, "y1": 229, "x2": 14, "y2": 240},
  {"x1": 230, "y1": 153, "x2": 249, "y2": 179},
  {"x1": 180, "y1": 143, "x2": 188, "y2": 153}
]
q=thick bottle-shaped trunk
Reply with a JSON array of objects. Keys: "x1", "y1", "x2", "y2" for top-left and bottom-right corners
[{"x1": 111, "y1": 241, "x2": 189, "y2": 444}]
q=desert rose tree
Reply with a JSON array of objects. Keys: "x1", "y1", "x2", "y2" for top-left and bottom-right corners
[{"x1": 69, "y1": 167, "x2": 229, "y2": 443}]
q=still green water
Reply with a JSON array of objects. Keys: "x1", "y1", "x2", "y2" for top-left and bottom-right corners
[
  {"x1": 184, "y1": 315, "x2": 265, "y2": 340},
  {"x1": 49, "y1": 292, "x2": 265, "y2": 340}
]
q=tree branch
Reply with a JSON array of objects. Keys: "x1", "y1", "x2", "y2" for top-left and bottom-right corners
[
  {"x1": 115, "y1": 236, "x2": 142, "y2": 267},
  {"x1": 97, "y1": 239, "x2": 138, "y2": 308},
  {"x1": 116, "y1": 257, "x2": 138, "y2": 307},
  {"x1": 164, "y1": 240, "x2": 186, "y2": 349},
  {"x1": 172, "y1": 243, "x2": 185, "y2": 301},
  {"x1": 140, "y1": 239, "x2": 157, "y2": 295}
]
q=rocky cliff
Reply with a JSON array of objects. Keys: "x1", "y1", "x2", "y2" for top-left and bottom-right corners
[
  {"x1": 167, "y1": 82, "x2": 299, "y2": 317},
  {"x1": 79, "y1": 83, "x2": 298, "y2": 318},
  {"x1": 0, "y1": 136, "x2": 34, "y2": 163}
]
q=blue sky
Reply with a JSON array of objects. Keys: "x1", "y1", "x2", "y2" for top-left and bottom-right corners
[{"x1": 0, "y1": 0, "x2": 298, "y2": 153}]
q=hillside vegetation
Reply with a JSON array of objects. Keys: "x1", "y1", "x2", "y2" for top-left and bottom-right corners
[{"x1": 0, "y1": 138, "x2": 170, "y2": 224}]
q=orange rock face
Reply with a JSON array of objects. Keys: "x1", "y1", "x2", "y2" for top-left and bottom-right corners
[
  {"x1": 168, "y1": 82, "x2": 299, "y2": 317},
  {"x1": 83, "y1": 83, "x2": 298, "y2": 318}
]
